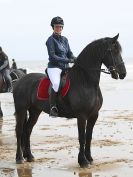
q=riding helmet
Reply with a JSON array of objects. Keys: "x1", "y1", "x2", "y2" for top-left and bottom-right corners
[{"x1": 51, "y1": 16, "x2": 64, "y2": 28}]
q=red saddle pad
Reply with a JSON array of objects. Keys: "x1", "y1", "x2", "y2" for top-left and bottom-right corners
[{"x1": 37, "y1": 77, "x2": 70, "y2": 100}]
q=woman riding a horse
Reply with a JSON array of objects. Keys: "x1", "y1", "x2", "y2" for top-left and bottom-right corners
[
  {"x1": 46, "y1": 16, "x2": 76, "y2": 117},
  {"x1": 13, "y1": 33, "x2": 127, "y2": 167}
]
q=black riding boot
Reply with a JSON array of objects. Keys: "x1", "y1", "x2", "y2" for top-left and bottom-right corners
[{"x1": 49, "y1": 88, "x2": 58, "y2": 117}]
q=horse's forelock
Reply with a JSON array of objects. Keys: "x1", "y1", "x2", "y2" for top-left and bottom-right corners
[{"x1": 113, "y1": 41, "x2": 122, "y2": 54}]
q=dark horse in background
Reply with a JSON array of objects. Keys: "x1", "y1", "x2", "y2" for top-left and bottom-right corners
[
  {"x1": 13, "y1": 34, "x2": 126, "y2": 167},
  {"x1": 0, "y1": 69, "x2": 26, "y2": 119}
]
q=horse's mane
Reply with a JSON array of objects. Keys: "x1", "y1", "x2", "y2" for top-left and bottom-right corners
[
  {"x1": 78, "y1": 39, "x2": 104, "y2": 59},
  {"x1": 76, "y1": 37, "x2": 122, "y2": 64},
  {"x1": 111, "y1": 39, "x2": 122, "y2": 54}
]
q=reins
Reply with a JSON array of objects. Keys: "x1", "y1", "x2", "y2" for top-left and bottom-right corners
[{"x1": 101, "y1": 69, "x2": 110, "y2": 74}]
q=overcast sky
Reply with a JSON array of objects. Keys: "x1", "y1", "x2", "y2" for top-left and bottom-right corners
[{"x1": 0, "y1": 0, "x2": 133, "y2": 62}]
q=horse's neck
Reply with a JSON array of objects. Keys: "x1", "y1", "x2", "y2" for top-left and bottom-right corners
[
  {"x1": 71, "y1": 41, "x2": 104, "y2": 86},
  {"x1": 74, "y1": 57, "x2": 102, "y2": 86},
  {"x1": 70, "y1": 62, "x2": 102, "y2": 87}
]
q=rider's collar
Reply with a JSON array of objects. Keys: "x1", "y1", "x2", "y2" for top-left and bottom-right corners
[{"x1": 53, "y1": 32, "x2": 62, "y2": 40}]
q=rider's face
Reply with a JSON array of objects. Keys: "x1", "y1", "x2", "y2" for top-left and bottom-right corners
[{"x1": 53, "y1": 25, "x2": 63, "y2": 34}]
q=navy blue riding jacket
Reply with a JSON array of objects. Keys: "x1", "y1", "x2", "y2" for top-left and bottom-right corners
[{"x1": 46, "y1": 33, "x2": 75, "y2": 70}]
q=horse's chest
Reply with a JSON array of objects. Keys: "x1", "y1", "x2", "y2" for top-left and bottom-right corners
[
  {"x1": 88, "y1": 89, "x2": 102, "y2": 114},
  {"x1": 82, "y1": 89, "x2": 102, "y2": 112}
]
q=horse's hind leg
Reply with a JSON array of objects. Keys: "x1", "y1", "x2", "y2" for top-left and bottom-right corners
[
  {"x1": 21, "y1": 112, "x2": 28, "y2": 151},
  {"x1": 15, "y1": 110, "x2": 27, "y2": 164},
  {"x1": 23, "y1": 107, "x2": 41, "y2": 162},
  {"x1": 85, "y1": 113, "x2": 98, "y2": 163}
]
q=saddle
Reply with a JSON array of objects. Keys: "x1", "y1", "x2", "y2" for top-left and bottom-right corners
[{"x1": 37, "y1": 70, "x2": 70, "y2": 100}]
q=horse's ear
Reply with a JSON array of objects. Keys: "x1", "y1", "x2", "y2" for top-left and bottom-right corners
[{"x1": 112, "y1": 33, "x2": 119, "y2": 44}]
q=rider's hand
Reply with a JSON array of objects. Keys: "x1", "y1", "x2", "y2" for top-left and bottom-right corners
[
  {"x1": 64, "y1": 58, "x2": 70, "y2": 64},
  {"x1": 69, "y1": 58, "x2": 75, "y2": 63}
]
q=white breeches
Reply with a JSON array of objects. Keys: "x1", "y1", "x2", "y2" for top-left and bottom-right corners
[{"x1": 47, "y1": 68, "x2": 62, "y2": 92}]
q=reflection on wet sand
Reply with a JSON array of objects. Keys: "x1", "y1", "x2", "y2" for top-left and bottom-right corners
[
  {"x1": 79, "y1": 172, "x2": 92, "y2": 177},
  {"x1": 17, "y1": 166, "x2": 32, "y2": 177}
]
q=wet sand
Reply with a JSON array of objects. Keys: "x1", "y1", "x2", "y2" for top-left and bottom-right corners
[{"x1": 0, "y1": 91, "x2": 133, "y2": 177}]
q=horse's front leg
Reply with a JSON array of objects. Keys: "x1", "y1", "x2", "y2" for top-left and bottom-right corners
[
  {"x1": 85, "y1": 113, "x2": 98, "y2": 164},
  {"x1": 77, "y1": 117, "x2": 89, "y2": 168}
]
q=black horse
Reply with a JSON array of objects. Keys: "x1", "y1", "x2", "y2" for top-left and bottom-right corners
[
  {"x1": 0, "y1": 69, "x2": 26, "y2": 119},
  {"x1": 13, "y1": 34, "x2": 126, "y2": 167}
]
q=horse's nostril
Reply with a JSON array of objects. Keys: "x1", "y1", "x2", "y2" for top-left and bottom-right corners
[
  {"x1": 111, "y1": 72, "x2": 119, "y2": 79},
  {"x1": 119, "y1": 73, "x2": 126, "y2": 79}
]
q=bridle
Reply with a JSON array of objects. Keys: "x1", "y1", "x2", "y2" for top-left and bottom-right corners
[{"x1": 101, "y1": 47, "x2": 124, "y2": 74}]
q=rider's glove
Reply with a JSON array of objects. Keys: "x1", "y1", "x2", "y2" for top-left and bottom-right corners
[{"x1": 69, "y1": 58, "x2": 75, "y2": 63}]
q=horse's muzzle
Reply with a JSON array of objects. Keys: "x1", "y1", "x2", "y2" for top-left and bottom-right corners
[
  {"x1": 119, "y1": 72, "x2": 127, "y2": 79},
  {"x1": 111, "y1": 71, "x2": 127, "y2": 80},
  {"x1": 111, "y1": 71, "x2": 118, "y2": 79},
  {"x1": 117, "y1": 62, "x2": 127, "y2": 79}
]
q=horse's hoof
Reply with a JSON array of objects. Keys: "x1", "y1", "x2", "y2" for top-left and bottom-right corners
[
  {"x1": 79, "y1": 161, "x2": 89, "y2": 168},
  {"x1": 26, "y1": 157, "x2": 35, "y2": 162},
  {"x1": 78, "y1": 153, "x2": 90, "y2": 168},
  {"x1": 23, "y1": 153, "x2": 35, "y2": 162},
  {"x1": 88, "y1": 158, "x2": 93, "y2": 165},
  {"x1": 16, "y1": 159, "x2": 24, "y2": 164},
  {"x1": 85, "y1": 156, "x2": 93, "y2": 164}
]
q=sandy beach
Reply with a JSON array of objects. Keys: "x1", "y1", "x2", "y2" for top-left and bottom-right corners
[
  {"x1": 0, "y1": 63, "x2": 133, "y2": 177},
  {"x1": 0, "y1": 0, "x2": 133, "y2": 174}
]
